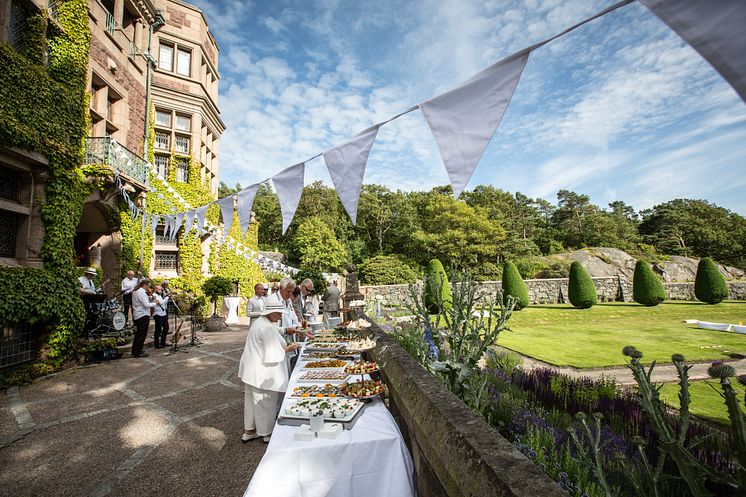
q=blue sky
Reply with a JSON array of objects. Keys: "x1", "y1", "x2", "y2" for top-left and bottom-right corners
[{"x1": 189, "y1": 0, "x2": 746, "y2": 214}]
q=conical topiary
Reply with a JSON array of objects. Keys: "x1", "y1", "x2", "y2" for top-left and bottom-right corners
[
  {"x1": 568, "y1": 261, "x2": 597, "y2": 309},
  {"x1": 502, "y1": 261, "x2": 529, "y2": 310},
  {"x1": 694, "y1": 257, "x2": 729, "y2": 304},
  {"x1": 424, "y1": 258, "x2": 452, "y2": 313},
  {"x1": 633, "y1": 260, "x2": 666, "y2": 306}
]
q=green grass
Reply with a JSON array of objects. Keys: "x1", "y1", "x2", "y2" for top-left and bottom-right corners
[
  {"x1": 658, "y1": 380, "x2": 746, "y2": 426},
  {"x1": 499, "y1": 301, "x2": 746, "y2": 368}
]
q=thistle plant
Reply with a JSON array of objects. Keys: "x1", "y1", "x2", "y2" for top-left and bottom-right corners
[
  {"x1": 617, "y1": 436, "x2": 665, "y2": 497},
  {"x1": 706, "y1": 362, "x2": 746, "y2": 488},
  {"x1": 567, "y1": 412, "x2": 620, "y2": 497},
  {"x1": 407, "y1": 270, "x2": 515, "y2": 397},
  {"x1": 623, "y1": 346, "x2": 739, "y2": 496}
]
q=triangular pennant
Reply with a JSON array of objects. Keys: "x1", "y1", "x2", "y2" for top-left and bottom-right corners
[
  {"x1": 419, "y1": 49, "x2": 530, "y2": 198},
  {"x1": 182, "y1": 210, "x2": 196, "y2": 240},
  {"x1": 172, "y1": 212, "x2": 184, "y2": 239},
  {"x1": 195, "y1": 205, "x2": 209, "y2": 237},
  {"x1": 237, "y1": 184, "x2": 260, "y2": 238},
  {"x1": 151, "y1": 213, "x2": 159, "y2": 236},
  {"x1": 324, "y1": 125, "x2": 380, "y2": 224},
  {"x1": 272, "y1": 163, "x2": 305, "y2": 235},
  {"x1": 217, "y1": 195, "x2": 235, "y2": 243},
  {"x1": 640, "y1": 0, "x2": 746, "y2": 103}
]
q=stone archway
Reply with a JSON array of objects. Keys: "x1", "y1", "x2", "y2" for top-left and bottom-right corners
[{"x1": 75, "y1": 199, "x2": 121, "y2": 294}]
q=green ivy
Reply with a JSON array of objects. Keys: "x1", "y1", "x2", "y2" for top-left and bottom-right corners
[{"x1": 0, "y1": 0, "x2": 91, "y2": 370}]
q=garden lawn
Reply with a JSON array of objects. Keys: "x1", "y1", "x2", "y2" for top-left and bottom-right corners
[
  {"x1": 659, "y1": 380, "x2": 746, "y2": 426},
  {"x1": 499, "y1": 301, "x2": 746, "y2": 368}
]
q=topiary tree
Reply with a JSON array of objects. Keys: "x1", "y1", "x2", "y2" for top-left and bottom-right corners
[
  {"x1": 568, "y1": 261, "x2": 597, "y2": 309},
  {"x1": 632, "y1": 260, "x2": 666, "y2": 306},
  {"x1": 502, "y1": 261, "x2": 529, "y2": 310},
  {"x1": 424, "y1": 258, "x2": 452, "y2": 313},
  {"x1": 202, "y1": 276, "x2": 233, "y2": 317},
  {"x1": 694, "y1": 257, "x2": 729, "y2": 304}
]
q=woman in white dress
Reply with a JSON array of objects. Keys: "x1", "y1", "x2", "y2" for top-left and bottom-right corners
[{"x1": 238, "y1": 301, "x2": 301, "y2": 443}]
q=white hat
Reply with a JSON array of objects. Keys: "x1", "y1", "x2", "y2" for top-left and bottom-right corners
[
  {"x1": 85, "y1": 267, "x2": 97, "y2": 274},
  {"x1": 260, "y1": 302, "x2": 285, "y2": 316}
]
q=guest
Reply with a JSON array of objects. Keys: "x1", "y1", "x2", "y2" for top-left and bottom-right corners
[
  {"x1": 121, "y1": 270, "x2": 140, "y2": 327},
  {"x1": 246, "y1": 283, "x2": 267, "y2": 326},
  {"x1": 131, "y1": 279, "x2": 156, "y2": 358},
  {"x1": 238, "y1": 302, "x2": 301, "y2": 443},
  {"x1": 152, "y1": 285, "x2": 170, "y2": 349},
  {"x1": 322, "y1": 280, "x2": 341, "y2": 317},
  {"x1": 268, "y1": 278, "x2": 303, "y2": 368},
  {"x1": 293, "y1": 278, "x2": 314, "y2": 322}
]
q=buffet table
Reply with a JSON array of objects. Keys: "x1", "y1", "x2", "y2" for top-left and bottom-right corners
[
  {"x1": 243, "y1": 342, "x2": 416, "y2": 497},
  {"x1": 222, "y1": 296, "x2": 242, "y2": 325}
]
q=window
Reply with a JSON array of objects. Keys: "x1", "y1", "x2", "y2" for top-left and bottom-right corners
[
  {"x1": 154, "y1": 227, "x2": 176, "y2": 245},
  {"x1": 1, "y1": 323, "x2": 34, "y2": 368},
  {"x1": 175, "y1": 135, "x2": 190, "y2": 154},
  {"x1": 175, "y1": 114, "x2": 190, "y2": 131},
  {"x1": 158, "y1": 42, "x2": 174, "y2": 71},
  {"x1": 9, "y1": 3, "x2": 28, "y2": 52},
  {"x1": 175, "y1": 160, "x2": 189, "y2": 183},
  {"x1": 155, "y1": 110, "x2": 171, "y2": 127},
  {"x1": 0, "y1": 211, "x2": 18, "y2": 257},
  {"x1": 0, "y1": 168, "x2": 20, "y2": 201},
  {"x1": 155, "y1": 251, "x2": 178, "y2": 270},
  {"x1": 154, "y1": 155, "x2": 169, "y2": 178},
  {"x1": 177, "y1": 48, "x2": 191, "y2": 76},
  {"x1": 154, "y1": 131, "x2": 169, "y2": 150}
]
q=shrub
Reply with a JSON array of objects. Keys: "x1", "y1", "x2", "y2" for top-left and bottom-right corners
[
  {"x1": 694, "y1": 257, "x2": 729, "y2": 304},
  {"x1": 423, "y1": 258, "x2": 451, "y2": 313},
  {"x1": 632, "y1": 260, "x2": 666, "y2": 306},
  {"x1": 358, "y1": 255, "x2": 420, "y2": 285},
  {"x1": 202, "y1": 276, "x2": 233, "y2": 316},
  {"x1": 484, "y1": 349, "x2": 524, "y2": 372},
  {"x1": 502, "y1": 261, "x2": 529, "y2": 310},
  {"x1": 568, "y1": 261, "x2": 597, "y2": 309}
]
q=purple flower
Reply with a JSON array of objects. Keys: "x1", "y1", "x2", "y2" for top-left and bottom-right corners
[{"x1": 423, "y1": 324, "x2": 439, "y2": 360}]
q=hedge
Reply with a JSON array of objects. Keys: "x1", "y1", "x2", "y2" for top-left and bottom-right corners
[{"x1": 568, "y1": 261, "x2": 597, "y2": 309}]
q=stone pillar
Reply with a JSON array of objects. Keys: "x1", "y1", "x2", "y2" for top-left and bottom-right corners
[
  {"x1": 113, "y1": 0, "x2": 124, "y2": 26},
  {"x1": 134, "y1": 19, "x2": 144, "y2": 51}
]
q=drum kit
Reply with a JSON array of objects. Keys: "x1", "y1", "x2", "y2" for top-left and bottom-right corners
[{"x1": 84, "y1": 293, "x2": 129, "y2": 338}]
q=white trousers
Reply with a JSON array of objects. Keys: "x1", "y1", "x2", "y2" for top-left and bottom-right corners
[{"x1": 244, "y1": 383, "x2": 281, "y2": 436}]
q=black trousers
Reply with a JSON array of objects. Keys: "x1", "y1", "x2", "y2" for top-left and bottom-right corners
[
  {"x1": 132, "y1": 316, "x2": 149, "y2": 356},
  {"x1": 153, "y1": 315, "x2": 169, "y2": 346},
  {"x1": 123, "y1": 294, "x2": 133, "y2": 325}
]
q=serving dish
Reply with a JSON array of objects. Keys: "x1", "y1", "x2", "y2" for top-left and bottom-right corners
[
  {"x1": 282, "y1": 398, "x2": 364, "y2": 422},
  {"x1": 291, "y1": 383, "x2": 343, "y2": 398},
  {"x1": 341, "y1": 379, "x2": 385, "y2": 399},
  {"x1": 298, "y1": 370, "x2": 349, "y2": 382}
]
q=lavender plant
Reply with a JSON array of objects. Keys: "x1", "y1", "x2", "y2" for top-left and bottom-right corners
[{"x1": 568, "y1": 412, "x2": 621, "y2": 497}]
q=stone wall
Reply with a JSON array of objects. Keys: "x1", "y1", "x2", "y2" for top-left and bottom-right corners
[
  {"x1": 360, "y1": 278, "x2": 745, "y2": 307},
  {"x1": 360, "y1": 316, "x2": 566, "y2": 497}
]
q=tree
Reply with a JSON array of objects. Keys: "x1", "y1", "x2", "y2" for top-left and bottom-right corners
[
  {"x1": 694, "y1": 257, "x2": 729, "y2": 304},
  {"x1": 424, "y1": 259, "x2": 452, "y2": 313},
  {"x1": 552, "y1": 190, "x2": 598, "y2": 249},
  {"x1": 502, "y1": 261, "x2": 529, "y2": 310},
  {"x1": 202, "y1": 276, "x2": 233, "y2": 317},
  {"x1": 632, "y1": 260, "x2": 666, "y2": 306},
  {"x1": 568, "y1": 262, "x2": 597, "y2": 309},
  {"x1": 253, "y1": 183, "x2": 283, "y2": 251},
  {"x1": 356, "y1": 185, "x2": 419, "y2": 257},
  {"x1": 358, "y1": 255, "x2": 420, "y2": 285},
  {"x1": 292, "y1": 217, "x2": 348, "y2": 271},
  {"x1": 218, "y1": 181, "x2": 242, "y2": 199}
]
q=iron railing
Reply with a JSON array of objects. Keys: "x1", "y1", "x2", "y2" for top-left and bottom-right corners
[
  {"x1": 105, "y1": 12, "x2": 117, "y2": 34},
  {"x1": 84, "y1": 137, "x2": 150, "y2": 186}
]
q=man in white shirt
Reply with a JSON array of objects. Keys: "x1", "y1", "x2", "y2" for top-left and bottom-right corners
[
  {"x1": 246, "y1": 283, "x2": 267, "y2": 326},
  {"x1": 121, "y1": 270, "x2": 139, "y2": 327},
  {"x1": 78, "y1": 267, "x2": 99, "y2": 295},
  {"x1": 237, "y1": 301, "x2": 301, "y2": 443},
  {"x1": 293, "y1": 278, "x2": 314, "y2": 322},
  {"x1": 79, "y1": 268, "x2": 100, "y2": 336},
  {"x1": 131, "y1": 279, "x2": 156, "y2": 358},
  {"x1": 152, "y1": 285, "x2": 170, "y2": 349}
]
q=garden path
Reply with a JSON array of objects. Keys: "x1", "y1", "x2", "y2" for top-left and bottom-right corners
[{"x1": 0, "y1": 326, "x2": 261, "y2": 497}]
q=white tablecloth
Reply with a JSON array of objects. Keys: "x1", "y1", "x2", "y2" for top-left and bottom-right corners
[
  {"x1": 243, "y1": 344, "x2": 416, "y2": 497},
  {"x1": 222, "y1": 297, "x2": 242, "y2": 325}
]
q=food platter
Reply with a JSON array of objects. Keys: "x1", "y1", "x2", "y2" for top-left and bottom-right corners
[
  {"x1": 291, "y1": 383, "x2": 343, "y2": 398},
  {"x1": 302, "y1": 359, "x2": 349, "y2": 369},
  {"x1": 281, "y1": 398, "x2": 364, "y2": 422},
  {"x1": 341, "y1": 379, "x2": 385, "y2": 399},
  {"x1": 344, "y1": 360, "x2": 379, "y2": 375},
  {"x1": 298, "y1": 370, "x2": 349, "y2": 382},
  {"x1": 304, "y1": 342, "x2": 343, "y2": 352}
]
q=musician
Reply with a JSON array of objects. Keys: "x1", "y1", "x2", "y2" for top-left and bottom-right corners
[
  {"x1": 121, "y1": 270, "x2": 140, "y2": 327},
  {"x1": 79, "y1": 267, "x2": 99, "y2": 295},
  {"x1": 152, "y1": 285, "x2": 170, "y2": 349},
  {"x1": 79, "y1": 267, "x2": 100, "y2": 336},
  {"x1": 131, "y1": 279, "x2": 156, "y2": 358}
]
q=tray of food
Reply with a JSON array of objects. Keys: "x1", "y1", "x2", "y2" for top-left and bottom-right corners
[
  {"x1": 301, "y1": 351, "x2": 339, "y2": 359},
  {"x1": 341, "y1": 379, "x2": 385, "y2": 399},
  {"x1": 344, "y1": 360, "x2": 379, "y2": 375},
  {"x1": 304, "y1": 342, "x2": 343, "y2": 351},
  {"x1": 298, "y1": 370, "x2": 349, "y2": 382},
  {"x1": 302, "y1": 359, "x2": 349, "y2": 369},
  {"x1": 343, "y1": 337, "x2": 377, "y2": 352},
  {"x1": 291, "y1": 383, "x2": 343, "y2": 398},
  {"x1": 281, "y1": 398, "x2": 364, "y2": 422}
]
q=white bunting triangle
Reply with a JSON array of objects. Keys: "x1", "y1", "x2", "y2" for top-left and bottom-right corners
[
  {"x1": 640, "y1": 0, "x2": 746, "y2": 103},
  {"x1": 151, "y1": 213, "x2": 159, "y2": 236},
  {"x1": 236, "y1": 184, "x2": 260, "y2": 238},
  {"x1": 272, "y1": 163, "x2": 305, "y2": 235},
  {"x1": 324, "y1": 125, "x2": 380, "y2": 224},
  {"x1": 183, "y1": 210, "x2": 196, "y2": 240},
  {"x1": 195, "y1": 205, "x2": 210, "y2": 237},
  {"x1": 419, "y1": 49, "x2": 530, "y2": 198},
  {"x1": 218, "y1": 195, "x2": 236, "y2": 242},
  {"x1": 172, "y1": 212, "x2": 184, "y2": 239}
]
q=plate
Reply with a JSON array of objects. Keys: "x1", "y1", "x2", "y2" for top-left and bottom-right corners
[
  {"x1": 341, "y1": 379, "x2": 385, "y2": 399},
  {"x1": 290, "y1": 383, "x2": 343, "y2": 398},
  {"x1": 282, "y1": 398, "x2": 364, "y2": 422},
  {"x1": 344, "y1": 360, "x2": 379, "y2": 375},
  {"x1": 298, "y1": 370, "x2": 349, "y2": 382},
  {"x1": 302, "y1": 359, "x2": 349, "y2": 369}
]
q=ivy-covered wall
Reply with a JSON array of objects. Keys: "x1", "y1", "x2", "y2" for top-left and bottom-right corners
[{"x1": 0, "y1": 0, "x2": 92, "y2": 364}]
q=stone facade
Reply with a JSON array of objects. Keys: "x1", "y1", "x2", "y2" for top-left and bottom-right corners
[{"x1": 360, "y1": 277, "x2": 745, "y2": 307}]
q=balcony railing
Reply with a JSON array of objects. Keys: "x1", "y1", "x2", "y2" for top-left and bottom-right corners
[
  {"x1": 84, "y1": 137, "x2": 150, "y2": 187},
  {"x1": 105, "y1": 12, "x2": 117, "y2": 35}
]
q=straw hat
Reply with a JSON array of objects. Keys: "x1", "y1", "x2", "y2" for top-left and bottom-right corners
[{"x1": 84, "y1": 267, "x2": 97, "y2": 275}]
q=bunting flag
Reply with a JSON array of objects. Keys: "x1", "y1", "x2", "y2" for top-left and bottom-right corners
[
  {"x1": 182, "y1": 210, "x2": 196, "y2": 240},
  {"x1": 324, "y1": 125, "x2": 380, "y2": 224},
  {"x1": 172, "y1": 212, "x2": 184, "y2": 239},
  {"x1": 237, "y1": 184, "x2": 260, "y2": 238},
  {"x1": 218, "y1": 195, "x2": 236, "y2": 243},
  {"x1": 419, "y1": 49, "x2": 530, "y2": 198},
  {"x1": 640, "y1": 0, "x2": 746, "y2": 103},
  {"x1": 151, "y1": 213, "x2": 159, "y2": 236},
  {"x1": 272, "y1": 163, "x2": 305, "y2": 235},
  {"x1": 195, "y1": 205, "x2": 209, "y2": 237}
]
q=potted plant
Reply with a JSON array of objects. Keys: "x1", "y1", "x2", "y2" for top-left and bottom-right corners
[{"x1": 202, "y1": 276, "x2": 233, "y2": 331}]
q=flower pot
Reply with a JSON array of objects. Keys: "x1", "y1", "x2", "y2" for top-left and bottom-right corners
[{"x1": 205, "y1": 316, "x2": 225, "y2": 332}]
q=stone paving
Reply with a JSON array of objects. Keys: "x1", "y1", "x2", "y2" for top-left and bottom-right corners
[{"x1": 0, "y1": 327, "x2": 263, "y2": 497}]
